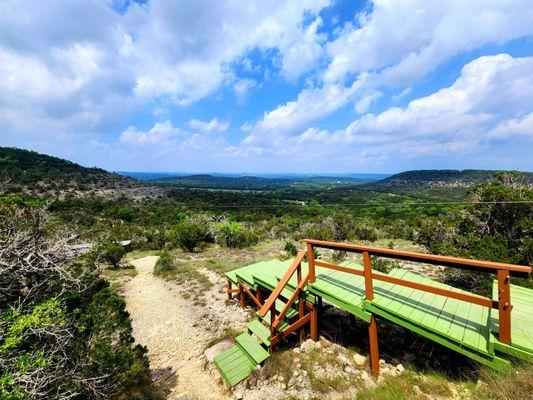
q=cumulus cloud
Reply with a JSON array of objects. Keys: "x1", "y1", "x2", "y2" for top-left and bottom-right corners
[
  {"x1": 188, "y1": 118, "x2": 229, "y2": 133},
  {"x1": 250, "y1": 0, "x2": 533, "y2": 142},
  {"x1": 240, "y1": 54, "x2": 533, "y2": 170},
  {"x1": 0, "y1": 0, "x2": 331, "y2": 137}
]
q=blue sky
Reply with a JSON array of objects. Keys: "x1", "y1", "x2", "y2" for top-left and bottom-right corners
[{"x1": 1, "y1": 0, "x2": 532, "y2": 173}]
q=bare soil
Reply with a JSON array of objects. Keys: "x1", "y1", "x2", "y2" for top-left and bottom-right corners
[{"x1": 123, "y1": 256, "x2": 248, "y2": 399}]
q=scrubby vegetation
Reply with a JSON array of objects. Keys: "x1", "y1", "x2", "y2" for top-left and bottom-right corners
[
  {"x1": 0, "y1": 200, "x2": 160, "y2": 399},
  {"x1": 1, "y1": 148, "x2": 531, "y2": 399}
]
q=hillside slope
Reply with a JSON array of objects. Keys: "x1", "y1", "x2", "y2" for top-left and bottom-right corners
[
  {"x1": 359, "y1": 169, "x2": 533, "y2": 199},
  {"x1": 0, "y1": 147, "x2": 163, "y2": 199}
]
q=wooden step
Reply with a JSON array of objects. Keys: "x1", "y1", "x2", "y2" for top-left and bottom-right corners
[
  {"x1": 214, "y1": 345, "x2": 256, "y2": 387},
  {"x1": 235, "y1": 333, "x2": 270, "y2": 364},
  {"x1": 258, "y1": 311, "x2": 290, "y2": 332},
  {"x1": 247, "y1": 319, "x2": 271, "y2": 346}
]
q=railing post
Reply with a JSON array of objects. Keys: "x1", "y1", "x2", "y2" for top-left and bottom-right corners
[
  {"x1": 363, "y1": 251, "x2": 379, "y2": 374},
  {"x1": 307, "y1": 243, "x2": 316, "y2": 283},
  {"x1": 363, "y1": 251, "x2": 374, "y2": 300},
  {"x1": 497, "y1": 269, "x2": 512, "y2": 344}
]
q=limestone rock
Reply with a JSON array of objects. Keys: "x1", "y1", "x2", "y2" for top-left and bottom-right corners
[
  {"x1": 204, "y1": 339, "x2": 234, "y2": 363},
  {"x1": 353, "y1": 353, "x2": 367, "y2": 366}
]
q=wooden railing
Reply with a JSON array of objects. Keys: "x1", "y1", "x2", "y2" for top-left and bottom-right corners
[
  {"x1": 258, "y1": 251, "x2": 316, "y2": 346},
  {"x1": 304, "y1": 239, "x2": 531, "y2": 345}
]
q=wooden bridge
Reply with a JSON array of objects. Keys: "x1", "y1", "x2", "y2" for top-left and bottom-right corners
[{"x1": 214, "y1": 239, "x2": 532, "y2": 387}]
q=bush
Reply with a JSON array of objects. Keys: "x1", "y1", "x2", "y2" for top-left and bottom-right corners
[
  {"x1": 215, "y1": 222, "x2": 258, "y2": 249},
  {"x1": 354, "y1": 225, "x2": 378, "y2": 242},
  {"x1": 171, "y1": 222, "x2": 210, "y2": 252},
  {"x1": 0, "y1": 204, "x2": 160, "y2": 399},
  {"x1": 153, "y1": 250, "x2": 175, "y2": 276},
  {"x1": 284, "y1": 242, "x2": 298, "y2": 257},
  {"x1": 101, "y1": 241, "x2": 126, "y2": 268}
]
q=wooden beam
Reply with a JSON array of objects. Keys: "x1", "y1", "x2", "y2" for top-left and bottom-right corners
[
  {"x1": 273, "y1": 273, "x2": 309, "y2": 329},
  {"x1": 226, "y1": 280, "x2": 232, "y2": 300},
  {"x1": 303, "y1": 239, "x2": 531, "y2": 277},
  {"x1": 271, "y1": 313, "x2": 312, "y2": 346},
  {"x1": 368, "y1": 315, "x2": 380, "y2": 375},
  {"x1": 310, "y1": 303, "x2": 318, "y2": 341},
  {"x1": 307, "y1": 243, "x2": 316, "y2": 283},
  {"x1": 239, "y1": 280, "x2": 262, "y2": 309},
  {"x1": 258, "y1": 251, "x2": 306, "y2": 317},
  {"x1": 363, "y1": 251, "x2": 374, "y2": 301},
  {"x1": 315, "y1": 260, "x2": 365, "y2": 276},
  {"x1": 497, "y1": 269, "x2": 512, "y2": 344}
]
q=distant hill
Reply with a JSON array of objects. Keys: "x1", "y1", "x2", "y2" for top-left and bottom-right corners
[
  {"x1": 151, "y1": 174, "x2": 373, "y2": 191},
  {"x1": 0, "y1": 147, "x2": 163, "y2": 199},
  {"x1": 359, "y1": 169, "x2": 533, "y2": 198}
]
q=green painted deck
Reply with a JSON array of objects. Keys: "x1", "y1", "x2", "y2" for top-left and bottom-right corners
[{"x1": 222, "y1": 258, "x2": 533, "y2": 383}]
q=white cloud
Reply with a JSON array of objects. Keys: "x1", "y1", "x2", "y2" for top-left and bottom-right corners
[
  {"x1": 119, "y1": 121, "x2": 181, "y2": 145},
  {"x1": 0, "y1": 0, "x2": 332, "y2": 136},
  {"x1": 239, "y1": 54, "x2": 533, "y2": 170},
  {"x1": 233, "y1": 78, "x2": 258, "y2": 103},
  {"x1": 248, "y1": 0, "x2": 533, "y2": 144},
  {"x1": 188, "y1": 118, "x2": 230, "y2": 133}
]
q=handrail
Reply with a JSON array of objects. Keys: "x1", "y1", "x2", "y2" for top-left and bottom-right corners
[
  {"x1": 304, "y1": 239, "x2": 532, "y2": 345},
  {"x1": 273, "y1": 272, "x2": 309, "y2": 329},
  {"x1": 258, "y1": 250, "x2": 307, "y2": 317},
  {"x1": 304, "y1": 239, "x2": 531, "y2": 277},
  {"x1": 315, "y1": 260, "x2": 497, "y2": 308},
  {"x1": 238, "y1": 279, "x2": 262, "y2": 309}
]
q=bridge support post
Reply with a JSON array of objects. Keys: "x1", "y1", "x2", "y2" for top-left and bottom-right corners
[
  {"x1": 368, "y1": 315, "x2": 380, "y2": 375},
  {"x1": 239, "y1": 282, "x2": 244, "y2": 308},
  {"x1": 497, "y1": 269, "x2": 512, "y2": 344},
  {"x1": 310, "y1": 303, "x2": 318, "y2": 341}
]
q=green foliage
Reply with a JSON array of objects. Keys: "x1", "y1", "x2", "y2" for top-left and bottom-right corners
[
  {"x1": 371, "y1": 258, "x2": 401, "y2": 274},
  {"x1": 101, "y1": 241, "x2": 126, "y2": 268},
  {"x1": 0, "y1": 203, "x2": 160, "y2": 399},
  {"x1": 153, "y1": 250, "x2": 175, "y2": 276},
  {"x1": 117, "y1": 206, "x2": 136, "y2": 222},
  {"x1": 170, "y1": 222, "x2": 211, "y2": 252},
  {"x1": 284, "y1": 242, "x2": 298, "y2": 257},
  {"x1": 215, "y1": 222, "x2": 258, "y2": 249}
]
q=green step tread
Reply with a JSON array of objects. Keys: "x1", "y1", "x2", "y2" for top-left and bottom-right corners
[
  {"x1": 247, "y1": 319, "x2": 271, "y2": 345},
  {"x1": 214, "y1": 345, "x2": 256, "y2": 387},
  {"x1": 259, "y1": 310, "x2": 290, "y2": 331},
  {"x1": 235, "y1": 333, "x2": 270, "y2": 364}
]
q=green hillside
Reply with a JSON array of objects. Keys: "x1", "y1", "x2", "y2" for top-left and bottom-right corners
[
  {"x1": 359, "y1": 169, "x2": 533, "y2": 199},
  {"x1": 0, "y1": 147, "x2": 161, "y2": 198}
]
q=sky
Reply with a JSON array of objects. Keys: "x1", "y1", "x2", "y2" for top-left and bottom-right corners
[{"x1": 1, "y1": 0, "x2": 532, "y2": 174}]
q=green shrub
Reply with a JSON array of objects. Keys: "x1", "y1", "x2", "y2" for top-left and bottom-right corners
[
  {"x1": 101, "y1": 241, "x2": 126, "y2": 268},
  {"x1": 284, "y1": 241, "x2": 298, "y2": 257},
  {"x1": 215, "y1": 222, "x2": 258, "y2": 249},
  {"x1": 171, "y1": 222, "x2": 210, "y2": 252},
  {"x1": 153, "y1": 250, "x2": 175, "y2": 276}
]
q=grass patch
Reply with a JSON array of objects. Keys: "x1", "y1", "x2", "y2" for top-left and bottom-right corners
[
  {"x1": 473, "y1": 361, "x2": 533, "y2": 400},
  {"x1": 154, "y1": 251, "x2": 213, "y2": 290},
  {"x1": 259, "y1": 350, "x2": 295, "y2": 383},
  {"x1": 205, "y1": 326, "x2": 241, "y2": 349},
  {"x1": 122, "y1": 250, "x2": 157, "y2": 262}
]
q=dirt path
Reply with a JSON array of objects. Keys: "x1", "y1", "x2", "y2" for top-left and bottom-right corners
[{"x1": 123, "y1": 256, "x2": 246, "y2": 399}]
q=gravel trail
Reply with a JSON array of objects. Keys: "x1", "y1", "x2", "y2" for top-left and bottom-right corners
[{"x1": 123, "y1": 256, "x2": 235, "y2": 400}]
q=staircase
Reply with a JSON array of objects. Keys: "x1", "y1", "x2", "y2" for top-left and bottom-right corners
[
  {"x1": 214, "y1": 301, "x2": 297, "y2": 386},
  {"x1": 215, "y1": 252, "x2": 312, "y2": 387}
]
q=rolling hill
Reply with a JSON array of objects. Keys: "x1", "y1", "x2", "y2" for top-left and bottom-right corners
[
  {"x1": 359, "y1": 169, "x2": 533, "y2": 199},
  {"x1": 0, "y1": 147, "x2": 163, "y2": 199}
]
